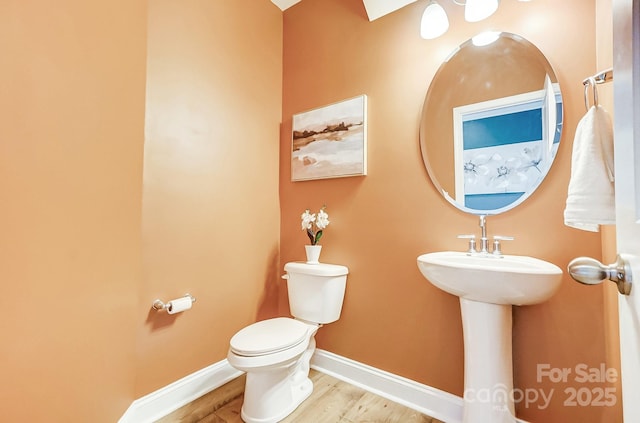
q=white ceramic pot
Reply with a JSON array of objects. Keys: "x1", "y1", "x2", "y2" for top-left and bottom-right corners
[{"x1": 304, "y1": 245, "x2": 322, "y2": 264}]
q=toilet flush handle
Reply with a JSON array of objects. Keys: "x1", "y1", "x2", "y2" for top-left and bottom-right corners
[{"x1": 281, "y1": 274, "x2": 289, "y2": 280}]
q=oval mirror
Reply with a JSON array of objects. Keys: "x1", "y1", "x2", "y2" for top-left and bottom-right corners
[{"x1": 420, "y1": 32, "x2": 563, "y2": 215}]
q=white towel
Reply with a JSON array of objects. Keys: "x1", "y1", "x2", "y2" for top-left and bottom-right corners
[{"x1": 564, "y1": 105, "x2": 615, "y2": 232}]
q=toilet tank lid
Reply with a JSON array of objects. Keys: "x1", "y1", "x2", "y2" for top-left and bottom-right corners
[{"x1": 284, "y1": 262, "x2": 349, "y2": 276}]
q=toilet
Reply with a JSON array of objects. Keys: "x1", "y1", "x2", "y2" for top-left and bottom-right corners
[{"x1": 227, "y1": 261, "x2": 349, "y2": 423}]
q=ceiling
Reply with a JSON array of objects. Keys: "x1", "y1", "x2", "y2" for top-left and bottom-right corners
[{"x1": 270, "y1": 0, "x2": 418, "y2": 21}]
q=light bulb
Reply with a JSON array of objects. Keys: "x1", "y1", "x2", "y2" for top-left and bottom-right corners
[
  {"x1": 465, "y1": 0, "x2": 499, "y2": 22},
  {"x1": 421, "y1": 1, "x2": 449, "y2": 39}
]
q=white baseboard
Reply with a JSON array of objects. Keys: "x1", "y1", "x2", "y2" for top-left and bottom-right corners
[
  {"x1": 119, "y1": 349, "x2": 529, "y2": 423},
  {"x1": 118, "y1": 361, "x2": 242, "y2": 423},
  {"x1": 311, "y1": 349, "x2": 530, "y2": 423},
  {"x1": 311, "y1": 349, "x2": 464, "y2": 423}
]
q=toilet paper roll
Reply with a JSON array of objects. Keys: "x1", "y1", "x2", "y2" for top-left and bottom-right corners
[{"x1": 167, "y1": 296, "x2": 193, "y2": 314}]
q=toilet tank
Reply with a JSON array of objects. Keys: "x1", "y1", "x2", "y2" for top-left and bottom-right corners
[{"x1": 283, "y1": 262, "x2": 349, "y2": 324}]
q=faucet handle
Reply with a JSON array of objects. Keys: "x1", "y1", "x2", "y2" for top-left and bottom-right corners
[
  {"x1": 492, "y1": 236, "x2": 514, "y2": 256},
  {"x1": 457, "y1": 234, "x2": 477, "y2": 254}
]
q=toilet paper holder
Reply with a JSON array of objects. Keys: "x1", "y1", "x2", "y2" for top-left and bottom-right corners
[{"x1": 152, "y1": 293, "x2": 196, "y2": 312}]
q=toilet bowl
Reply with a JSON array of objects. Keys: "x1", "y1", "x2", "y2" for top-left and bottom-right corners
[
  {"x1": 227, "y1": 318, "x2": 319, "y2": 423},
  {"x1": 227, "y1": 262, "x2": 348, "y2": 423}
]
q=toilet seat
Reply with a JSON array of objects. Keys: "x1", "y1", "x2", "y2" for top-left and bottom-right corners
[{"x1": 230, "y1": 317, "x2": 311, "y2": 357}]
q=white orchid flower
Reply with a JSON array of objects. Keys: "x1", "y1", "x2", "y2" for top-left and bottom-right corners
[
  {"x1": 301, "y1": 210, "x2": 316, "y2": 230},
  {"x1": 301, "y1": 206, "x2": 330, "y2": 245},
  {"x1": 315, "y1": 209, "x2": 330, "y2": 229}
]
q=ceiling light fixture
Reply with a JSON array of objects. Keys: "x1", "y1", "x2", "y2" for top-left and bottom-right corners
[
  {"x1": 420, "y1": 1, "x2": 450, "y2": 39},
  {"x1": 421, "y1": 0, "x2": 527, "y2": 40},
  {"x1": 464, "y1": 0, "x2": 499, "y2": 22}
]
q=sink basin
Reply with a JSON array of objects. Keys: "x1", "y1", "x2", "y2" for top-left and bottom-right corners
[{"x1": 417, "y1": 251, "x2": 563, "y2": 305}]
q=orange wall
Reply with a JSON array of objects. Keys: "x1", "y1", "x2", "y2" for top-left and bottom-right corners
[
  {"x1": 280, "y1": 0, "x2": 620, "y2": 421},
  {"x1": 0, "y1": 0, "x2": 283, "y2": 419},
  {"x1": 0, "y1": 0, "x2": 146, "y2": 421},
  {"x1": 137, "y1": 0, "x2": 283, "y2": 396}
]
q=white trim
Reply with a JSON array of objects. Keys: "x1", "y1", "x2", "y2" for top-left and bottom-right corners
[
  {"x1": 270, "y1": 0, "x2": 301, "y2": 11},
  {"x1": 311, "y1": 349, "x2": 463, "y2": 423},
  {"x1": 311, "y1": 349, "x2": 530, "y2": 423},
  {"x1": 613, "y1": 1, "x2": 640, "y2": 422},
  {"x1": 362, "y1": 0, "x2": 418, "y2": 21},
  {"x1": 118, "y1": 361, "x2": 242, "y2": 423},
  {"x1": 118, "y1": 349, "x2": 530, "y2": 423}
]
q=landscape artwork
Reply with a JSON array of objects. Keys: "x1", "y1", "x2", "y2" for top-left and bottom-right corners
[{"x1": 291, "y1": 95, "x2": 367, "y2": 181}]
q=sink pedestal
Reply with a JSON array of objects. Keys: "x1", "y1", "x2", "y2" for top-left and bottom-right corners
[
  {"x1": 417, "y1": 251, "x2": 563, "y2": 423},
  {"x1": 460, "y1": 298, "x2": 516, "y2": 423}
]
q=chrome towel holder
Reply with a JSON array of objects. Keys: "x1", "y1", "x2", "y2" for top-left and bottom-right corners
[{"x1": 582, "y1": 67, "x2": 613, "y2": 111}]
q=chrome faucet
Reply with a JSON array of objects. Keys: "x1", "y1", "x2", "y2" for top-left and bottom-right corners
[
  {"x1": 458, "y1": 215, "x2": 513, "y2": 256},
  {"x1": 479, "y1": 215, "x2": 489, "y2": 253}
]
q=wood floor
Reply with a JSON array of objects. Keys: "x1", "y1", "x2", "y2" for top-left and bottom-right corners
[{"x1": 157, "y1": 369, "x2": 445, "y2": 423}]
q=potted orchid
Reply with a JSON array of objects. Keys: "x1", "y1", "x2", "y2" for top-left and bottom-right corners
[{"x1": 301, "y1": 206, "x2": 330, "y2": 264}]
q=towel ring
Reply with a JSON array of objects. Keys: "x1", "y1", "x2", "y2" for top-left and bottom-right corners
[{"x1": 583, "y1": 76, "x2": 598, "y2": 111}]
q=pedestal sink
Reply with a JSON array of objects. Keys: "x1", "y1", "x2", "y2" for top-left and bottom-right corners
[{"x1": 417, "y1": 251, "x2": 563, "y2": 423}]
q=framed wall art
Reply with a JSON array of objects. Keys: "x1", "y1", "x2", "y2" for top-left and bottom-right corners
[
  {"x1": 291, "y1": 95, "x2": 367, "y2": 181},
  {"x1": 452, "y1": 85, "x2": 562, "y2": 211}
]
